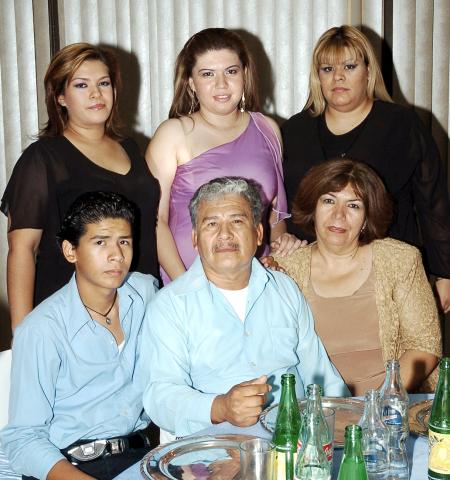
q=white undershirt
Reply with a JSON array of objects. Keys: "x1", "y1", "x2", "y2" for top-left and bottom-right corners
[{"x1": 217, "y1": 286, "x2": 249, "y2": 322}]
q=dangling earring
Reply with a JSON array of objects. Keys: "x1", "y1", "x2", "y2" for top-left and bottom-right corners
[
  {"x1": 189, "y1": 90, "x2": 198, "y2": 115},
  {"x1": 360, "y1": 222, "x2": 367, "y2": 235},
  {"x1": 239, "y1": 92, "x2": 246, "y2": 113}
]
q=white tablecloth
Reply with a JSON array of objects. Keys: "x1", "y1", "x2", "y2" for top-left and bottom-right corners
[{"x1": 115, "y1": 393, "x2": 431, "y2": 479}]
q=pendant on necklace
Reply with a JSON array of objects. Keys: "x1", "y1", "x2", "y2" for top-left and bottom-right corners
[
  {"x1": 340, "y1": 152, "x2": 346, "y2": 158},
  {"x1": 105, "y1": 317, "x2": 112, "y2": 325}
]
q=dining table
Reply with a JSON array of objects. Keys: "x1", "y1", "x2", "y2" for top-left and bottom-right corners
[{"x1": 114, "y1": 393, "x2": 431, "y2": 479}]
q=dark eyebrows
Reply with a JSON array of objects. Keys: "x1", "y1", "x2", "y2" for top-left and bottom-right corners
[
  {"x1": 197, "y1": 64, "x2": 241, "y2": 73},
  {"x1": 70, "y1": 75, "x2": 111, "y2": 82}
]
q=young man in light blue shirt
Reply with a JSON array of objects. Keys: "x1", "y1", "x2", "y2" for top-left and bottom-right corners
[
  {"x1": 142, "y1": 177, "x2": 348, "y2": 438},
  {"x1": 1, "y1": 191, "x2": 158, "y2": 480}
]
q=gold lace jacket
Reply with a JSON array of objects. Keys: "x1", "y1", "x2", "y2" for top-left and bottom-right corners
[{"x1": 274, "y1": 238, "x2": 442, "y2": 391}]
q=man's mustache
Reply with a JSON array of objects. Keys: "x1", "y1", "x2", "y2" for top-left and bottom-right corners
[{"x1": 213, "y1": 242, "x2": 239, "y2": 252}]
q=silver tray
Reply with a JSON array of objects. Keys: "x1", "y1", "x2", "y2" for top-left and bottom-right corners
[
  {"x1": 140, "y1": 434, "x2": 255, "y2": 479},
  {"x1": 409, "y1": 399, "x2": 433, "y2": 437},
  {"x1": 260, "y1": 397, "x2": 364, "y2": 448}
]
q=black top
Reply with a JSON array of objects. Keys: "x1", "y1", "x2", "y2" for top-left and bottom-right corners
[
  {"x1": 282, "y1": 100, "x2": 450, "y2": 278},
  {"x1": 1, "y1": 136, "x2": 160, "y2": 305}
]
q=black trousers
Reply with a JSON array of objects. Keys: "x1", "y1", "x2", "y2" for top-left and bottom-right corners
[{"x1": 22, "y1": 445, "x2": 149, "y2": 480}]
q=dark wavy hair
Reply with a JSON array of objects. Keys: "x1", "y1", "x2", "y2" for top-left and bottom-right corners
[
  {"x1": 169, "y1": 28, "x2": 260, "y2": 118},
  {"x1": 292, "y1": 159, "x2": 393, "y2": 244},
  {"x1": 57, "y1": 191, "x2": 135, "y2": 247},
  {"x1": 40, "y1": 43, "x2": 123, "y2": 138}
]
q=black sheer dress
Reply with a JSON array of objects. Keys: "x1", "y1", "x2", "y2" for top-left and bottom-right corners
[
  {"x1": 1, "y1": 136, "x2": 160, "y2": 305},
  {"x1": 282, "y1": 100, "x2": 450, "y2": 278}
]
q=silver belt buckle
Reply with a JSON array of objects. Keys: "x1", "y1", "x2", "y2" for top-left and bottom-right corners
[
  {"x1": 108, "y1": 437, "x2": 126, "y2": 455},
  {"x1": 67, "y1": 439, "x2": 107, "y2": 462}
]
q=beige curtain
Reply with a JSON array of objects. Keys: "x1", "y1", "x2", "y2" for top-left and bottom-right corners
[
  {"x1": 0, "y1": 0, "x2": 449, "y2": 346},
  {"x1": 0, "y1": 0, "x2": 50, "y2": 348}
]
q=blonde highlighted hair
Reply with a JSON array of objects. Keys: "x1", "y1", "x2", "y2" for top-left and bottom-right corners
[{"x1": 305, "y1": 26, "x2": 392, "y2": 116}]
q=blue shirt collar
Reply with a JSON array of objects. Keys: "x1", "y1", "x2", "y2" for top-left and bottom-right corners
[
  {"x1": 65, "y1": 273, "x2": 141, "y2": 341},
  {"x1": 170, "y1": 255, "x2": 270, "y2": 299}
]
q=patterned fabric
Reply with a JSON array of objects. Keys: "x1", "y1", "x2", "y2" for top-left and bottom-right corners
[{"x1": 274, "y1": 238, "x2": 442, "y2": 391}]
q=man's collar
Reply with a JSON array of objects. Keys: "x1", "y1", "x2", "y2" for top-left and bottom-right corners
[
  {"x1": 169, "y1": 255, "x2": 270, "y2": 296},
  {"x1": 65, "y1": 273, "x2": 139, "y2": 340}
]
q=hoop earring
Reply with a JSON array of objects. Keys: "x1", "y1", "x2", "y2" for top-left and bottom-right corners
[
  {"x1": 189, "y1": 90, "x2": 198, "y2": 115},
  {"x1": 239, "y1": 92, "x2": 246, "y2": 113}
]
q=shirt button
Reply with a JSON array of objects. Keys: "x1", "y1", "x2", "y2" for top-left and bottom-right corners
[
  {"x1": 250, "y1": 361, "x2": 256, "y2": 367},
  {"x1": 244, "y1": 331, "x2": 250, "y2": 337}
]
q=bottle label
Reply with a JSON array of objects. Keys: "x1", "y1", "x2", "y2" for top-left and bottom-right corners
[
  {"x1": 274, "y1": 450, "x2": 297, "y2": 479},
  {"x1": 296, "y1": 440, "x2": 333, "y2": 462},
  {"x1": 382, "y1": 405, "x2": 402, "y2": 426},
  {"x1": 429, "y1": 430, "x2": 450, "y2": 474}
]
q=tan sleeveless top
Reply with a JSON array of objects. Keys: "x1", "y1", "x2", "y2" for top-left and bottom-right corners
[{"x1": 304, "y1": 269, "x2": 385, "y2": 396}]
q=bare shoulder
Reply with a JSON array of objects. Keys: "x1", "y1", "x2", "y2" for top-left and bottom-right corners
[
  {"x1": 151, "y1": 118, "x2": 186, "y2": 143},
  {"x1": 146, "y1": 117, "x2": 188, "y2": 164}
]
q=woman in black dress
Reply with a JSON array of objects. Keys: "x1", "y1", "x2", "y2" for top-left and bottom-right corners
[
  {"x1": 283, "y1": 25, "x2": 450, "y2": 312},
  {"x1": 1, "y1": 43, "x2": 160, "y2": 329}
]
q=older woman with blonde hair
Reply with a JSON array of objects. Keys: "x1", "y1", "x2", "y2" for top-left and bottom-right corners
[
  {"x1": 147, "y1": 28, "x2": 299, "y2": 284},
  {"x1": 282, "y1": 25, "x2": 450, "y2": 313},
  {"x1": 273, "y1": 159, "x2": 441, "y2": 395}
]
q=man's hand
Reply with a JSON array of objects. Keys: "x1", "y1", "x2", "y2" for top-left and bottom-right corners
[
  {"x1": 211, "y1": 375, "x2": 271, "y2": 427},
  {"x1": 436, "y1": 278, "x2": 450, "y2": 313},
  {"x1": 270, "y1": 233, "x2": 307, "y2": 257}
]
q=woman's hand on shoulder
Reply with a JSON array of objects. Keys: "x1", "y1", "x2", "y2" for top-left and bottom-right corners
[
  {"x1": 259, "y1": 255, "x2": 286, "y2": 273},
  {"x1": 270, "y1": 233, "x2": 307, "y2": 257}
]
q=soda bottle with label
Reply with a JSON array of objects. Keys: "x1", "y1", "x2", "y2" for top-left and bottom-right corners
[
  {"x1": 337, "y1": 424, "x2": 369, "y2": 480},
  {"x1": 428, "y1": 357, "x2": 450, "y2": 479},
  {"x1": 294, "y1": 411, "x2": 331, "y2": 480},
  {"x1": 272, "y1": 373, "x2": 301, "y2": 480},
  {"x1": 379, "y1": 359, "x2": 409, "y2": 479},
  {"x1": 359, "y1": 389, "x2": 388, "y2": 479},
  {"x1": 302, "y1": 384, "x2": 333, "y2": 465}
]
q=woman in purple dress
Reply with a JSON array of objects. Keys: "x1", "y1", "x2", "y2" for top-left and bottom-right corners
[{"x1": 147, "y1": 28, "x2": 300, "y2": 283}]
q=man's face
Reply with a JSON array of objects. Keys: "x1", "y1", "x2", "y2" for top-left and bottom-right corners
[
  {"x1": 192, "y1": 194, "x2": 263, "y2": 284},
  {"x1": 62, "y1": 218, "x2": 133, "y2": 293}
]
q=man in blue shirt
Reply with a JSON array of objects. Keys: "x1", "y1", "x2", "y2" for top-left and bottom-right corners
[
  {"x1": 142, "y1": 177, "x2": 348, "y2": 438},
  {"x1": 1, "y1": 192, "x2": 158, "y2": 480}
]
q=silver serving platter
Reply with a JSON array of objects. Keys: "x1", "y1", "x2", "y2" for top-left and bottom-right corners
[
  {"x1": 260, "y1": 397, "x2": 364, "y2": 448},
  {"x1": 409, "y1": 399, "x2": 433, "y2": 437},
  {"x1": 140, "y1": 434, "x2": 255, "y2": 479}
]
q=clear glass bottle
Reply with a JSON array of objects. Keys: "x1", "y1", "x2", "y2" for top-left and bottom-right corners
[
  {"x1": 359, "y1": 389, "x2": 389, "y2": 479},
  {"x1": 379, "y1": 359, "x2": 409, "y2": 479},
  {"x1": 294, "y1": 411, "x2": 331, "y2": 480},
  {"x1": 303, "y1": 384, "x2": 333, "y2": 464},
  {"x1": 272, "y1": 373, "x2": 301, "y2": 480},
  {"x1": 428, "y1": 357, "x2": 450, "y2": 479},
  {"x1": 337, "y1": 424, "x2": 369, "y2": 480}
]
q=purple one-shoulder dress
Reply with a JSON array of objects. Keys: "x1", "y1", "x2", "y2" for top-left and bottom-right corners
[{"x1": 162, "y1": 112, "x2": 289, "y2": 284}]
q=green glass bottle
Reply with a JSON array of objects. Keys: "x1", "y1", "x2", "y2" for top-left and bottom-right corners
[
  {"x1": 272, "y1": 373, "x2": 301, "y2": 480},
  {"x1": 429, "y1": 357, "x2": 450, "y2": 479},
  {"x1": 337, "y1": 425, "x2": 368, "y2": 480}
]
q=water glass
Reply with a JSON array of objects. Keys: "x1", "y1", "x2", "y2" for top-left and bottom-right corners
[{"x1": 240, "y1": 438, "x2": 275, "y2": 480}]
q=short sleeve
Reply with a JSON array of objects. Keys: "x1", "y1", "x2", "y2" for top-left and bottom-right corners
[{"x1": 1, "y1": 141, "x2": 50, "y2": 231}]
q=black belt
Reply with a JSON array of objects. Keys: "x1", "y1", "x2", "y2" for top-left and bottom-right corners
[{"x1": 61, "y1": 430, "x2": 150, "y2": 464}]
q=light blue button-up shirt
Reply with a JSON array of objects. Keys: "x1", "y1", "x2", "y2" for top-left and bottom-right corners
[
  {"x1": 0, "y1": 272, "x2": 158, "y2": 480},
  {"x1": 142, "y1": 257, "x2": 348, "y2": 437}
]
